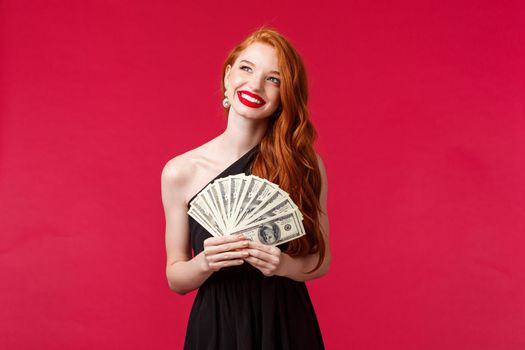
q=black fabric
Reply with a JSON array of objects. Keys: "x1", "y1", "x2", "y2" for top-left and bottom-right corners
[{"x1": 184, "y1": 144, "x2": 325, "y2": 350}]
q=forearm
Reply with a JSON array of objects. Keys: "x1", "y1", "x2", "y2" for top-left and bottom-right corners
[
  {"x1": 166, "y1": 252, "x2": 212, "y2": 295},
  {"x1": 278, "y1": 252, "x2": 331, "y2": 282}
]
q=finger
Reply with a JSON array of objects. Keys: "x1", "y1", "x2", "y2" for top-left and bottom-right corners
[
  {"x1": 205, "y1": 239, "x2": 250, "y2": 255},
  {"x1": 207, "y1": 250, "x2": 250, "y2": 263},
  {"x1": 244, "y1": 256, "x2": 274, "y2": 274},
  {"x1": 204, "y1": 234, "x2": 247, "y2": 247},
  {"x1": 246, "y1": 248, "x2": 280, "y2": 265},
  {"x1": 208, "y1": 259, "x2": 244, "y2": 271},
  {"x1": 247, "y1": 241, "x2": 281, "y2": 255},
  {"x1": 204, "y1": 234, "x2": 247, "y2": 246}
]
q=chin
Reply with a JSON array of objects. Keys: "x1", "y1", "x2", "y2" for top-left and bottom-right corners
[
  {"x1": 235, "y1": 109, "x2": 273, "y2": 121},
  {"x1": 244, "y1": 114, "x2": 273, "y2": 121}
]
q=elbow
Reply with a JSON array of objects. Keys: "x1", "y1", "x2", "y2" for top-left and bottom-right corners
[
  {"x1": 317, "y1": 253, "x2": 331, "y2": 278},
  {"x1": 299, "y1": 253, "x2": 331, "y2": 282},
  {"x1": 168, "y1": 280, "x2": 190, "y2": 295},
  {"x1": 315, "y1": 266, "x2": 329, "y2": 280},
  {"x1": 166, "y1": 262, "x2": 192, "y2": 295}
]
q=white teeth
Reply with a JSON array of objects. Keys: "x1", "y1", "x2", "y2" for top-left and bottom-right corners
[{"x1": 240, "y1": 92, "x2": 263, "y2": 104}]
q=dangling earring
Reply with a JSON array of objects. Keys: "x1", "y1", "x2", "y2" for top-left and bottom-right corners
[{"x1": 222, "y1": 91, "x2": 230, "y2": 108}]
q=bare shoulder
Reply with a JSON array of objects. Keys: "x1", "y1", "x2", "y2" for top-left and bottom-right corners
[
  {"x1": 162, "y1": 151, "x2": 196, "y2": 183},
  {"x1": 161, "y1": 141, "x2": 219, "y2": 204},
  {"x1": 161, "y1": 147, "x2": 204, "y2": 196},
  {"x1": 163, "y1": 140, "x2": 216, "y2": 179}
]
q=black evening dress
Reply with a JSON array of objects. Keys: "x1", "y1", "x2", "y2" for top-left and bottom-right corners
[{"x1": 184, "y1": 144, "x2": 325, "y2": 350}]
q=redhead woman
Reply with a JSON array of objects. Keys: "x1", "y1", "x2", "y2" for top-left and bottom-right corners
[{"x1": 161, "y1": 27, "x2": 331, "y2": 350}]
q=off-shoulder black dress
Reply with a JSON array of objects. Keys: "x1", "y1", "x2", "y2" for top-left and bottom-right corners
[{"x1": 184, "y1": 144, "x2": 324, "y2": 350}]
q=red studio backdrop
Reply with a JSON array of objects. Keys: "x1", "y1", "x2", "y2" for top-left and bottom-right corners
[{"x1": 1, "y1": 1, "x2": 524, "y2": 349}]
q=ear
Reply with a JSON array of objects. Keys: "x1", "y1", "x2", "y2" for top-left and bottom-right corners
[{"x1": 224, "y1": 64, "x2": 232, "y2": 89}]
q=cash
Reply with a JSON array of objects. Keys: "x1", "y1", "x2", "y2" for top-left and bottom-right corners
[{"x1": 188, "y1": 174, "x2": 305, "y2": 246}]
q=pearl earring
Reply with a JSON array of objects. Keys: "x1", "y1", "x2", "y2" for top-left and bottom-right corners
[{"x1": 222, "y1": 91, "x2": 230, "y2": 108}]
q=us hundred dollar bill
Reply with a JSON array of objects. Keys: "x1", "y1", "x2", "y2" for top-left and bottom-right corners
[
  {"x1": 239, "y1": 196, "x2": 300, "y2": 227},
  {"x1": 230, "y1": 210, "x2": 305, "y2": 246},
  {"x1": 234, "y1": 181, "x2": 277, "y2": 227},
  {"x1": 189, "y1": 196, "x2": 224, "y2": 236}
]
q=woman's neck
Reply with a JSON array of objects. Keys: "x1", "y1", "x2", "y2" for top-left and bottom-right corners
[{"x1": 218, "y1": 113, "x2": 269, "y2": 157}]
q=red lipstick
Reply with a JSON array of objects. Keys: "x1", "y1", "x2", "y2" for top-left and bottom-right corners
[{"x1": 237, "y1": 90, "x2": 266, "y2": 108}]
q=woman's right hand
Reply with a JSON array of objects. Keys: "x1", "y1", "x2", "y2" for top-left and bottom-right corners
[{"x1": 201, "y1": 234, "x2": 250, "y2": 272}]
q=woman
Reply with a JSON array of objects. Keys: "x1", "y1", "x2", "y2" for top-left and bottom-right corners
[{"x1": 161, "y1": 27, "x2": 331, "y2": 349}]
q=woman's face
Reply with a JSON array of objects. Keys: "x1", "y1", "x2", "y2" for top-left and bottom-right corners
[{"x1": 224, "y1": 42, "x2": 282, "y2": 121}]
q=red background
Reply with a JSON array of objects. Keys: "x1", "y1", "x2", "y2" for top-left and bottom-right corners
[{"x1": 1, "y1": 1, "x2": 524, "y2": 349}]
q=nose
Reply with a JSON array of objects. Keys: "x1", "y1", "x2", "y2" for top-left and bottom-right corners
[{"x1": 248, "y1": 73, "x2": 265, "y2": 92}]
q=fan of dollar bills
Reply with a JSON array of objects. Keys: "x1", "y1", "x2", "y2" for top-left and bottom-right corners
[{"x1": 188, "y1": 174, "x2": 305, "y2": 246}]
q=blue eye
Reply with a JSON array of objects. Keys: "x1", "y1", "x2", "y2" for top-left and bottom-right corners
[
  {"x1": 268, "y1": 77, "x2": 281, "y2": 85},
  {"x1": 240, "y1": 65, "x2": 280, "y2": 86}
]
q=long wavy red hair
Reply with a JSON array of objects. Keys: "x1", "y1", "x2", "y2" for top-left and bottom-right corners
[{"x1": 220, "y1": 27, "x2": 325, "y2": 273}]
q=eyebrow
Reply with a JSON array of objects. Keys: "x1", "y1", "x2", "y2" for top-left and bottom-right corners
[{"x1": 239, "y1": 59, "x2": 280, "y2": 75}]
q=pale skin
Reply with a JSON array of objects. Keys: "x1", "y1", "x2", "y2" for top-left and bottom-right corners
[{"x1": 162, "y1": 42, "x2": 331, "y2": 295}]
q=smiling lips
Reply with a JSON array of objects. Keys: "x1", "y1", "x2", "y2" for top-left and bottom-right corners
[{"x1": 237, "y1": 90, "x2": 266, "y2": 108}]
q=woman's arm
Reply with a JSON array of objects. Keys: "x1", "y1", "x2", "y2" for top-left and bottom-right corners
[
  {"x1": 162, "y1": 157, "x2": 250, "y2": 295},
  {"x1": 244, "y1": 154, "x2": 332, "y2": 282}
]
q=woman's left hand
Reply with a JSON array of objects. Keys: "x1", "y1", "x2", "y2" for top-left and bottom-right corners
[{"x1": 243, "y1": 241, "x2": 286, "y2": 277}]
